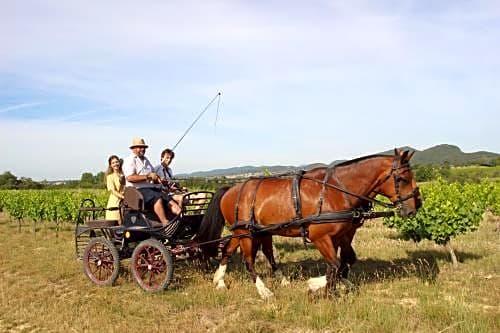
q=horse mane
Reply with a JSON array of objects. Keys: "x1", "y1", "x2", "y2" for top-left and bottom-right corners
[
  {"x1": 303, "y1": 154, "x2": 392, "y2": 175},
  {"x1": 334, "y1": 154, "x2": 391, "y2": 168}
]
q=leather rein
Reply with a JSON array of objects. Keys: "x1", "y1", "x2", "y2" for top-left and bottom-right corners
[{"x1": 301, "y1": 155, "x2": 420, "y2": 212}]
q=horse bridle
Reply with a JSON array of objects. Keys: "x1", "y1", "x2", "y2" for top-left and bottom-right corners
[
  {"x1": 299, "y1": 154, "x2": 420, "y2": 212},
  {"x1": 372, "y1": 156, "x2": 420, "y2": 209}
]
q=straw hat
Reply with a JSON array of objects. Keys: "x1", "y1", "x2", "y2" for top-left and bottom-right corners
[{"x1": 129, "y1": 137, "x2": 149, "y2": 149}]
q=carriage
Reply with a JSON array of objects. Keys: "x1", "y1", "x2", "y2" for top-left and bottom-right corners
[
  {"x1": 75, "y1": 149, "x2": 421, "y2": 298},
  {"x1": 74, "y1": 187, "x2": 217, "y2": 292}
]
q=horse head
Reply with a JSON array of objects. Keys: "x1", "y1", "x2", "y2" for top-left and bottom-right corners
[{"x1": 374, "y1": 148, "x2": 422, "y2": 217}]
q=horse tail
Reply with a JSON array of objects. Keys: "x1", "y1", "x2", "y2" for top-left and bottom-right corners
[{"x1": 197, "y1": 186, "x2": 231, "y2": 258}]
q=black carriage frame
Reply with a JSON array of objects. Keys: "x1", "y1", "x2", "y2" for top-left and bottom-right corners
[{"x1": 74, "y1": 188, "x2": 216, "y2": 292}]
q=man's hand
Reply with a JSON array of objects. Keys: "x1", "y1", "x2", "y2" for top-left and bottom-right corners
[{"x1": 146, "y1": 172, "x2": 159, "y2": 182}]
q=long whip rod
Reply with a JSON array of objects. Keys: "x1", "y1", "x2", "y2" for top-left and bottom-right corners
[{"x1": 172, "y1": 92, "x2": 221, "y2": 151}]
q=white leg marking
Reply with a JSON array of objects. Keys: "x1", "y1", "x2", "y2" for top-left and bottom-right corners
[
  {"x1": 307, "y1": 275, "x2": 327, "y2": 292},
  {"x1": 274, "y1": 269, "x2": 290, "y2": 286},
  {"x1": 215, "y1": 279, "x2": 227, "y2": 290},
  {"x1": 280, "y1": 277, "x2": 291, "y2": 286},
  {"x1": 213, "y1": 264, "x2": 227, "y2": 285},
  {"x1": 255, "y1": 276, "x2": 274, "y2": 299}
]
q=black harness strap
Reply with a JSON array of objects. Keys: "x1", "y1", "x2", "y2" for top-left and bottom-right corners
[
  {"x1": 229, "y1": 209, "x2": 395, "y2": 232},
  {"x1": 292, "y1": 170, "x2": 305, "y2": 220},
  {"x1": 316, "y1": 166, "x2": 333, "y2": 216},
  {"x1": 226, "y1": 154, "x2": 419, "y2": 245},
  {"x1": 291, "y1": 170, "x2": 308, "y2": 246}
]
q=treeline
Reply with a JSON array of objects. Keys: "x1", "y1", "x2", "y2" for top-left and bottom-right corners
[
  {"x1": 179, "y1": 177, "x2": 242, "y2": 190},
  {"x1": 0, "y1": 172, "x2": 45, "y2": 189},
  {"x1": 413, "y1": 164, "x2": 500, "y2": 183},
  {"x1": 0, "y1": 171, "x2": 106, "y2": 190},
  {"x1": 0, "y1": 171, "x2": 239, "y2": 190},
  {"x1": 2, "y1": 164, "x2": 499, "y2": 190}
]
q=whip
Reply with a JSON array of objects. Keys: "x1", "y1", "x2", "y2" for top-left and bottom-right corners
[{"x1": 172, "y1": 92, "x2": 222, "y2": 151}]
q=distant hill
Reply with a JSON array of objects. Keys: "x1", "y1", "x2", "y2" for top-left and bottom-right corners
[
  {"x1": 183, "y1": 162, "x2": 336, "y2": 178},
  {"x1": 178, "y1": 144, "x2": 499, "y2": 178},
  {"x1": 186, "y1": 165, "x2": 298, "y2": 178},
  {"x1": 415, "y1": 144, "x2": 499, "y2": 166},
  {"x1": 380, "y1": 144, "x2": 500, "y2": 166}
]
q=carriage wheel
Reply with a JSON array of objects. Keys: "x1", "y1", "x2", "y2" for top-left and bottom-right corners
[
  {"x1": 83, "y1": 237, "x2": 120, "y2": 286},
  {"x1": 131, "y1": 239, "x2": 174, "y2": 292}
]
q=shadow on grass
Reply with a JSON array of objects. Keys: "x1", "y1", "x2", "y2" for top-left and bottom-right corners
[
  {"x1": 84, "y1": 248, "x2": 485, "y2": 293},
  {"x1": 272, "y1": 256, "x2": 440, "y2": 285},
  {"x1": 407, "y1": 249, "x2": 483, "y2": 264},
  {"x1": 259, "y1": 247, "x2": 484, "y2": 286},
  {"x1": 274, "y1": 241, "x2": 312, "y2": 253}
]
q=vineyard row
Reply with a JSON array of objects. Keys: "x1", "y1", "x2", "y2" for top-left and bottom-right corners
[{"x1": 0, "y1": 180, "x2": 498, "y2": 226}]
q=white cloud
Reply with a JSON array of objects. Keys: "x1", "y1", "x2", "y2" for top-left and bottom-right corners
[
  {"x1": 0, "y1": 102, "x2": 45, "y2": 113},
  {"x1": 1, "y1": 1, "x2": 499, "y2": 179}
]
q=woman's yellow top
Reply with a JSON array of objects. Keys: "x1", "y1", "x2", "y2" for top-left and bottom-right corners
[{"x1": 105, "y1": 172, "x2": 123, "y2": 221}]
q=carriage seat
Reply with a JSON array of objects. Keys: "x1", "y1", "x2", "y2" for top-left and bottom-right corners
[
  {"x1": 122, "y1": 187, "x2": 164, "y2": 228},
  {"x1": 123, "y1": 186, "x2": 145, "y2": 211}
]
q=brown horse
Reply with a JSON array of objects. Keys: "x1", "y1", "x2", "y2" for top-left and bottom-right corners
[{"x1": 197, "y1": 149, "x2": 421, "y2": 298}]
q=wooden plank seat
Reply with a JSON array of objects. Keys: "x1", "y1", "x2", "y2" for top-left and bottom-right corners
[{"x1": 85, "y1": 219, "x2": 119, "y2": 228}]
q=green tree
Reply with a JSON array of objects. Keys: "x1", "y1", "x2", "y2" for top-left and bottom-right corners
[
  {"x1": 414, "y1": 165, "x2": 436, "y2": 182},
  {"x1": 80, "y1": 172, "x2": 95, "y2": 188},
  {"x1": 0, "y1": 172, "x2": 19, "y2": 189},
  {"x1": 438, "y1": 161, "x2": 451, "y2": 179},
  {"x1": 18, "y1": 177, "x2": 44, "y2": 189},
  {"x1": 94, "y1": 172, "x2": 105, "y2": 187}
]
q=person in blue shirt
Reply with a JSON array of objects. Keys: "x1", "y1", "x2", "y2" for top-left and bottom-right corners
[{"x1": 155, "y1": 148, "x2": 184, "y2": 213}]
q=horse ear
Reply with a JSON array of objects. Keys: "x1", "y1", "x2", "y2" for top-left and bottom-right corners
[
  {"x1": 407, "y1": 150, "x2": 415, "y2": 161},
  {"x1": 400, "y1": 150, "x2": 409, "y2": 161}
]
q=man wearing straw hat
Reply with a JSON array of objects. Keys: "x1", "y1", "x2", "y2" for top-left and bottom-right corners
[{"x1": 122, "y1": 137, "x2": 179, "y2": 235}]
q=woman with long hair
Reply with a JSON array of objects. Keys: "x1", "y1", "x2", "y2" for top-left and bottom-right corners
[{"x1": 105, "y1": 155, "x2": 125, "y2": 223}]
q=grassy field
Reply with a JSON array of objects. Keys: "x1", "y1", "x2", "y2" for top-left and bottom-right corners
[{"x1": 0, "y1": 213, "x2": 498, "y2": 333}]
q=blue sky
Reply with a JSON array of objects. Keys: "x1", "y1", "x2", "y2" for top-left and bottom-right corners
[{"x1": 1, "y1": 0, "x2": 499, "y2": 181}]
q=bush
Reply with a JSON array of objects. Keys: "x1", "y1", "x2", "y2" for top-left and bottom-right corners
[{"x1": 383, "y1": 179, "x2": 496, "y2": 265}]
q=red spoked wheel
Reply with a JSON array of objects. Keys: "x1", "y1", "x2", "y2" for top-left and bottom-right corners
[
  {"x1": 131, "y1": 239, "x2": 174, "y2": 292},
  {"x1": 83, "y1": 237, "x2": 120, "y2": 286}
]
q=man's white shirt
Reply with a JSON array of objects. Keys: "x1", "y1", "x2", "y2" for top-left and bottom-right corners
[{"x1": 122, "y1": 153, "x2": 156, "y2": 188}]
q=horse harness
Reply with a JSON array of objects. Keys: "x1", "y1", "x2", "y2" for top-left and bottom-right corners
[{"x1": 229, "y1": 155, "x2": 420, "y2": 245}]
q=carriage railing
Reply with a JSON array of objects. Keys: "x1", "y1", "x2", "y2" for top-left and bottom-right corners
[
  {"x1": 74, "y1": 198, "x2": 120, "y2": 259},
  {"x1": 181, "y1": 191, "x2": 214, "y2": 216}
]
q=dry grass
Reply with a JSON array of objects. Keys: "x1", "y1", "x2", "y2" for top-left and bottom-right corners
[{"x1": 0, "y1": 213, "x2": 498, "y2": 333}]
